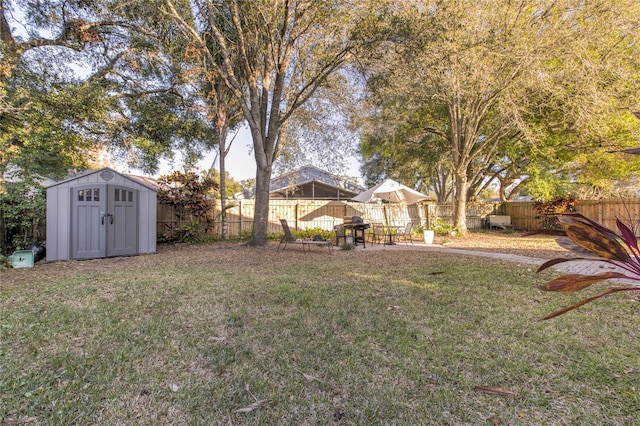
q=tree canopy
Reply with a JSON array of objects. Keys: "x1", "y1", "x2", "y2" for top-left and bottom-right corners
[
  {"x1": 355, "y1": 0, "x2": 640, "y2": 233},
  {"x1": 3, "y1": 0, "x2": 640, "y2": 241},
  {"x1": 0, "y1": 0, "x2": 214, "y2": 187}
]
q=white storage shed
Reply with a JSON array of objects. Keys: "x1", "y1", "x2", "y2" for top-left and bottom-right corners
[{"x1": 45, "y1": 168, "x2": 157, "y2": 262}]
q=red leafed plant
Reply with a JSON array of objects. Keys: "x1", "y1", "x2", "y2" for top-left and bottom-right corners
[
  {"x1": 532, "y1": 197, "x2": 578, "y2": 229},
  {"x1": 530, "y1": 213, "x2": 640, "y2": 320},
  {"x1": 157, "y1": 171, "x2": 219, "y2": 242}
]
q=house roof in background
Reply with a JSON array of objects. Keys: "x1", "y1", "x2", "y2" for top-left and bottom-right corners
[{"x1": 234, "y1": 165, "x2": 366, "y2": 200}]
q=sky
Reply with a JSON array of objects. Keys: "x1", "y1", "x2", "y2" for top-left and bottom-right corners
[
  {"x1": 156, "y1": 127, "x2": 258, "y2": 181},
  {"x1": 145, "y1": 126, "x2": 364, "y2": 184}
]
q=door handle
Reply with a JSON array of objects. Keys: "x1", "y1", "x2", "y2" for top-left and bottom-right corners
[{"x1": 102, "y1": 213, "x2": 114, "y2": 225}]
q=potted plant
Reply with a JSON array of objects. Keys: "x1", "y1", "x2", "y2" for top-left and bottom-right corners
[{"x1": 416, "y1": 225, "x2": 435, "y2": 244}]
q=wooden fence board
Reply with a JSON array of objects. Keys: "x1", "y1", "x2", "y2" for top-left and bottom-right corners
[
  {"x1": 502, "y1": 198, "x2": 640, "y2": 232},
  {"x1": 157, "y1": 200, "x2": 469, "y2": 238},
  {"x1": 502, "y1": 202, "x2": 537, "y2": 230}
]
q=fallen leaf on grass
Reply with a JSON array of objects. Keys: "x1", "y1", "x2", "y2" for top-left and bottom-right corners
[
  {"x1": 474, "y1": 385, "x2": 515, "y2": 396},
  {"x1": 302, "y1": 372, "x2": 320, "y2": 383},
  {"x1": 232, "y1": 399, "x2": 273, "y2": 414},
  {"x1": 1, "y1": 418, "x2": 38, "y2": 425},
  {"x1": 386, "y1": 305, "x2": 401, "y2": 311},
  {"x1": 298, "y1": 370, "x2": 337, "y2": 391}
]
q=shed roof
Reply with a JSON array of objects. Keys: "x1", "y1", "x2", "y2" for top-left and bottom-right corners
[{"x1": 44, "y1": 167, "x2": 161, "y2": 192}]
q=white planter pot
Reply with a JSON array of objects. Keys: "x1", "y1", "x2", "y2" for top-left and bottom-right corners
[{"x1": 423, "y1": 230, "x2": 434, "y2": 244}]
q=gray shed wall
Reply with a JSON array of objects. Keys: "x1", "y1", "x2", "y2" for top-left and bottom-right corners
[{"x1": 46, "y1": 169, "x2": 157, "y2": 261}]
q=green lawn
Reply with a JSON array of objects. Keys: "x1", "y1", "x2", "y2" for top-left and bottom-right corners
[{"x1": 2, "y1": 244, "x2": 639, "y2": 425}]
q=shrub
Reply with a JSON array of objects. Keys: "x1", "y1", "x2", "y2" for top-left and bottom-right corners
[
  {"x1": 290, "y1": 227, "x2": 334, "y2": 241},
  {"x1": 430, "y1": 218, "x2": 456, "y2": 235},
  {"x1": 157, "y1": 171, "x2": 218, "y2": 243},
  {"x1": 532, "y1": 196, "x2": 578, "y2": 229},
  {"x1": 0, "y1": 181, "x2": 46, "y2": 254}
]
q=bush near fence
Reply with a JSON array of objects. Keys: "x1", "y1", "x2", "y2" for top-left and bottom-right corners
[{"x1": 502, "y1": 199, "x2": 640, "y2": 232}]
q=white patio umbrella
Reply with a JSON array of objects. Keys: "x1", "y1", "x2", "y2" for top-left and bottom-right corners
[
  {"x1": 352, "y1": 179, "x2": 429, "y2": 204},
  {"x1": 352, "y1": 179, "x2": 429, "y2": 243}
]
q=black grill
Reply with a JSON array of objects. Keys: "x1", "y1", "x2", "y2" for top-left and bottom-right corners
[
  {"x1": 335, "y1": 216, "x2": 370, "y2": 247},
  {"x1": 343, "y1": 215, "x2": 364, "y2": 225}
]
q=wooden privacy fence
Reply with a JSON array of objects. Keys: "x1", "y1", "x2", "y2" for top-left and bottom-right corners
[
  {"x1": 157, "y1": 200, "x2": 501, "y2": 237},
  {"x1": 158, "y1": 198, "x2": 640, "y2": 238},
  {"x1": 6, "y1": 198, "x2": 640, "y2": 251},
  {"x1": 503, "y1": 198, "x2": 640, "y2": 232}
]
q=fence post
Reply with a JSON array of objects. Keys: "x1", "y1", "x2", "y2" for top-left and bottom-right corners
[
  {"x1": 424, "y1": 203, "x2": 430, "y2": 229},
  {"x1": 600, "y1": 200, "x2": 604, "y2": 224},
  {"x1": 416, "y1": 202, "x2": 425, "y2": 229}
]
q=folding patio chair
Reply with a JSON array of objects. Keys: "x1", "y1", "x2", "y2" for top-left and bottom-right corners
[
  {"x1": 370, "y1": 223, "x2": 387, "y2": 245},
  {"x1": 396, "y1": 222, "x2": 414, "y2": 245}
]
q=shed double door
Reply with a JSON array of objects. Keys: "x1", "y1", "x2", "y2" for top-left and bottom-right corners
[{"x1": 71, "y1": 184, "x2": 138, "y2": 259}]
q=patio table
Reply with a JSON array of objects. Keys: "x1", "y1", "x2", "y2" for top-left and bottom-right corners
[{"x1": 384, "y1": 226, "x2": 403, "y2": 245}]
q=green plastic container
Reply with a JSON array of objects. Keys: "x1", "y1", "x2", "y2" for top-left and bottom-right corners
[{"x1": 8, "y1": 250, "x2": 34, "y2": 268}]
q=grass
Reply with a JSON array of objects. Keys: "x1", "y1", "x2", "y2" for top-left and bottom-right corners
[{"x1": 2, "y1": 243, "x2": 640, "y2": 425}]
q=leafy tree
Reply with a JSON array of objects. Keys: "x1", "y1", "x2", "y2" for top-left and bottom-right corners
[
  {"x1": 100, "y1": 2, "x2": 217, "y2": 174},
  {"x1": 356, "y1": 0, "x2": 640, "y2": 233},
  {"x1": 0, "y1": 0, "x2": 216, "y2": 190},
  {"x1": 205, "y1": 168, "x2": 242, "y2": 200},
  {"x1": 164, "y1": 0, "x2": 371, "y2": 246},
  {"x1": 238, "y1": 178, "x2": 255, "y2": 192},
  {"x1": 275, "y1": 78, "x2": 362, "y2": 177},
  {"x1": 205, "y1": 84, "x2": 242, "y2": 240},
  {"x1": 523, "y1": 168, "x2": 574, "y2": 201},
  {"x1": 358, "y1": 105, "x2": 452, "y2": 201},
  {"x1": 181, "y1": 7, "x2": 245, "y2": 240},
  {"x1": 0, "y1": 179, "x2": 45, "y2": 253},
  {"x1": 0, "y1": 0, "x2": 114, "y2": 183}
]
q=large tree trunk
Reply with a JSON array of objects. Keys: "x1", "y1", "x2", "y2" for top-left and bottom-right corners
[
  {"x1": 219, "y1": 152, "x2": 228, "y2": 240},
  {"x1": 249, "y1": 165, "x2": 272, "y2": 246},
  {"x1": 453, "y1": 169, "x2": 468, "y2": 235},
  {"x1": 216, "y1": 110, "x2": 230, "y2": 240},
  {"x1": 245, "y1": 99, "x2": 279, "y2": 246}
]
